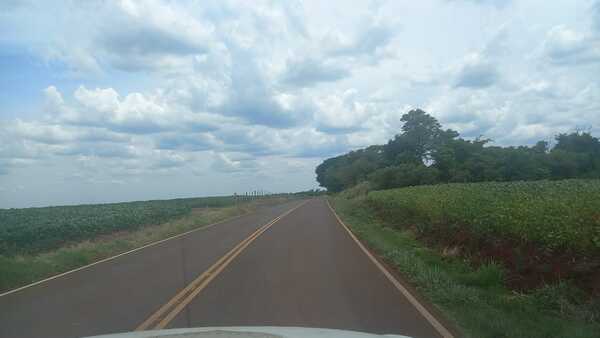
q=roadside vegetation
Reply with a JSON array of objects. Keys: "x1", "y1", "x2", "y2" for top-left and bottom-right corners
[
  {"x1": 316, "y1": 109, "x2": 600, "y2": 193},
  {"x1": 369, "y1": 179, "x2": 600, "y2": 254},
  {"x1": 318, "y1": 108, "x2": 600, "y2": 336},
  {"x1": 364, "y1": 179, "x2": 600, "y2": 293},
  {"x1": 0, "y1": 196, "x2": 237, "y2": 256},
  {"x1": 0, "y1": 196, "x2": 288, "y2": 293},
  {"x1": 331, "y1": 192, "x2": 600, "y2": 338}
]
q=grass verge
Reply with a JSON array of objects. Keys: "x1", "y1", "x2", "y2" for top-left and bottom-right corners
[
  {"x1": 330, "y1": 195, "x2": 600, "y2": 338},
  {"x1": 0, "y1": 198, "x2": 283, "y2": 293}
]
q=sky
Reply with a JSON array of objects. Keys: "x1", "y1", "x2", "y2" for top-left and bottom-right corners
[{"x1": 1, "y1": 0, "x2": 599, "y2": 208}]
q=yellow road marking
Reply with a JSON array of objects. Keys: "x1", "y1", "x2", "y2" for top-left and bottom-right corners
[
  {"x1": 155, "y1": 219, "x2": 273, "y2": 329},
  {"x1": 326, "y1": 200, "x2": 455, "y2": 338},
  {"x1": 136, "y1": 201, "x2": 308, "y2": 331},
  {"x1": 0, "y1": 212, "x2": 251, "y2": 298},
  {"x1": 136, "y1": 214, "x2": 279, "y2": 330}
]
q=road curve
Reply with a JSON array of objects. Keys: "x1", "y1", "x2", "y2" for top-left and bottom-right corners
[{"x1": 1, "y1": 198, "x2": 444, "y2": 338}]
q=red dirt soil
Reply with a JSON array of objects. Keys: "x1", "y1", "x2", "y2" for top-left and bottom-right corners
[{"x1": 417, "y1": 226, "x2": 600, "y2": 296}]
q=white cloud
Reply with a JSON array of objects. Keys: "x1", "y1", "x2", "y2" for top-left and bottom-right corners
[
  {"x1": 43, "y1": 86, "x2": 64, "y2": 108},
  {"x1": 594, "y1": 0, "x2": 600, "y2": 33},
  {"x1": 280, "y1": 57, "x2": 350, "y2": 88},
  {"x1": 313, "y1": 89, "x2": 370, "y2": 133},
  {"x1": 453, "y1": 53, "x2": 500, "y2": 88},
  {"x1": 98, "y1": 0, "x2": 215, "y2": 73},
  {"x1": 2, "y1": 0, "x2": 600, "y2": 207},
  {"x1": 326, "y1": 21, "x2": 397, "y2": 59},
  {"x1": 211, "y1": 153, "x2": 258, "y2": 173},
  {"x1": 542, "y1": 25, "x2": 600, "y2": 65},
  {"x1": 53, "y1": 86, "x2": 224, "y2": 134},
  {"x1": 449, "y1": 0, "x2": 511, "y2": 9}
]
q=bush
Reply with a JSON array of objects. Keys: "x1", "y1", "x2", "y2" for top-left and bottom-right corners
[
  {"x1": 367, "y1": 179, "x2": 600, "y2": 253},
  {"x1": 368, "y1": 163, "x2": 440, "y2": 190},
  {"x1": 339, "y1": 181, "x2": 372, "y2": 199}
]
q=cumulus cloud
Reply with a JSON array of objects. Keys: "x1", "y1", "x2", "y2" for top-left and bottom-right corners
[
  {"x1": 542, "y1": 25, "x2": 600, "y2": 65},
  {"x1": 0, "y1": 126, "x2": 40, "y2": 161},
  {"x1": 448, "y1": 0, "x2": 511, "y2": 8},
  {"x1": 453, "y1": 53, "x2": 500, "y2": 88},
  {"x1": 97, "y1": 0, "x2": 214, "y2": 72},
  {"x1": 100, "y1": 24, "x2": 205, "y2": 58},
  {"x1": 56, "y1": 143, "x2": 137, "y2": 159},
  {"x1": 327, "y1": 22, "x2": 396, "y2": 58},
  {"x1": 43, "y1": 86, "x2": 64, "y2": 110},
  {"x1": 150, "y1": 152, "x2": 188, "y2": 169},
  {"x1": 51, "y1": 86, "x2": 221, "y2": 134},
  {"x1": 216, "y1": 50, "x2": 310, "y2": 128},
  {"x1": 313, "y1": 89, "x2": 370, "y2": 133},
  {"x1": 0, "y1": 119, "x2": 140, "y2": 166},
  {"x1": 280, "y1": 57, "x2": 350, "y2": 88},
  {"x1": 67, "y1": 86, "x2": 170, "y2": 134},
  {"x1": 11, "y1": 120, "x2": 75, "y2": 145},
  {"x1": 289, "y1": 130, "x2": 349, "y2": 158},
  {"x1": 156, "y1": 133, "x2": 216, "y2": 152},
  {"x1": 593, "y1": 1, "x2": 600, "y2": 33},
  {"x1": 211, "y1": 153, "x2": 258, "y2": 173},
  {"x1": 213, "y1": 126, "x2": 280, "y2": 156},
  {"x1": 427, "y1": 74, "x2": 600, "y2": 145},
  {"x1": 2, "y1": 0, "x2": 600, "y2": 206}
]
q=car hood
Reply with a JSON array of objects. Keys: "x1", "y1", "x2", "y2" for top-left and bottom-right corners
[{"x1": 84, "y1": 327, "x2": 411, "y2": 338}]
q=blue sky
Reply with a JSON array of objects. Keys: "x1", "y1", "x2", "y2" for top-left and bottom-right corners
[{"x1": 1, "y1": 0, "x2": 600, "y2": 208}]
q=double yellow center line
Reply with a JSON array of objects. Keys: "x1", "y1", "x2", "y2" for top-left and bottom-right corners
[{"x1": 135, "y1": 200, "x2": 307, "y2": 331}]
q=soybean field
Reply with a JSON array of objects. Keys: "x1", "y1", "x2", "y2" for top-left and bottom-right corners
[{"x1": 0, "y1": 196, "x2": 236, "y2": 256}]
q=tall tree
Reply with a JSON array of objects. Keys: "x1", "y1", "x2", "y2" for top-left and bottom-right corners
[
  {"x1": 384, "y1": 109, "x2": 447, "y2": 165},
  {"x1": 315, "y1": 109, "x2": 600, "y2": 192}
]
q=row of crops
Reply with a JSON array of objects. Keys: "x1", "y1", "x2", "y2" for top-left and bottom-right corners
[
  {"x1": 0, "y1": 196, "x2": 237, "y2": 256},
  {"x1": 366, "y1": 179, "x2": 600, "y2": 254}
]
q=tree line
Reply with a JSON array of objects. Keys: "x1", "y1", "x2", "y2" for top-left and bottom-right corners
[{"x1": 316, "y1": 109, "x2": 600, "y2": 192}]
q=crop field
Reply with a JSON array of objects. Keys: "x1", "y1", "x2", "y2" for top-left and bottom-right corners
[
  {"x1": 366, "y1": 179, "x2": 600, "y2": 254},
  {"x1": 0, "y1": 196, "x2": 237, "y2": 256},
  {"x1": 331, "y1": 193, "x2": 600, "y2": 338}
]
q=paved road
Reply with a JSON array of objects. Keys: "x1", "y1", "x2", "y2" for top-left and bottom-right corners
[{"x1": 0, "y1": 198, "x2": 444, "y2": 338}]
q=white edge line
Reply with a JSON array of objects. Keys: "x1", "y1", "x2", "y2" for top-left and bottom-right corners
[
  {"x1": 0, "y1": 211, "x2": 251, "y2": 298},
  {"x1": 326, "y1": 199, "x2": 455, "y2": 338}
]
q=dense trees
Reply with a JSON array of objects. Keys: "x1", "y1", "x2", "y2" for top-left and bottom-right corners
[
  {"x1": 315, "y1": 109, "x2": 600, "y2": 192},
  {"x1": 316, "y1": 145, "x2": 384, "y2": 192}
]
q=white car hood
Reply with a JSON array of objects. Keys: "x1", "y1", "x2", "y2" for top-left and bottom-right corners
[{"x1": 85, "y1": 327, "x2": 411, "y2": 338}]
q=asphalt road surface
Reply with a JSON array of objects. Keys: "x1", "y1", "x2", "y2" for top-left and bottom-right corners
[{"x1": 0, "y1": 198, "x2": 446, "y2": 338}]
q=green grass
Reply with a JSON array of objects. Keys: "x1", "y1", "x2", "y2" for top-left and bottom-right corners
[
  {"x1": 330, "y1": 195, "x2": 600, "y2": 338},
  {"x1": 366, "y1": 179, "x2": 600, "y2": 253},
  {"x1": 0, "y1": 198, "x2": 287, "y2": 293},
  {"x1": 0, "y1": 196, "x2": 239, "y2": 256}
]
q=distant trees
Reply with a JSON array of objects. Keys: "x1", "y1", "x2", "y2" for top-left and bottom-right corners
[
  {"x1": 316, "y1": 145, "x2": 384, "y2": 192},
  {"x1": 315, "y1": 109, "x2": 600, "y2": 192}
]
